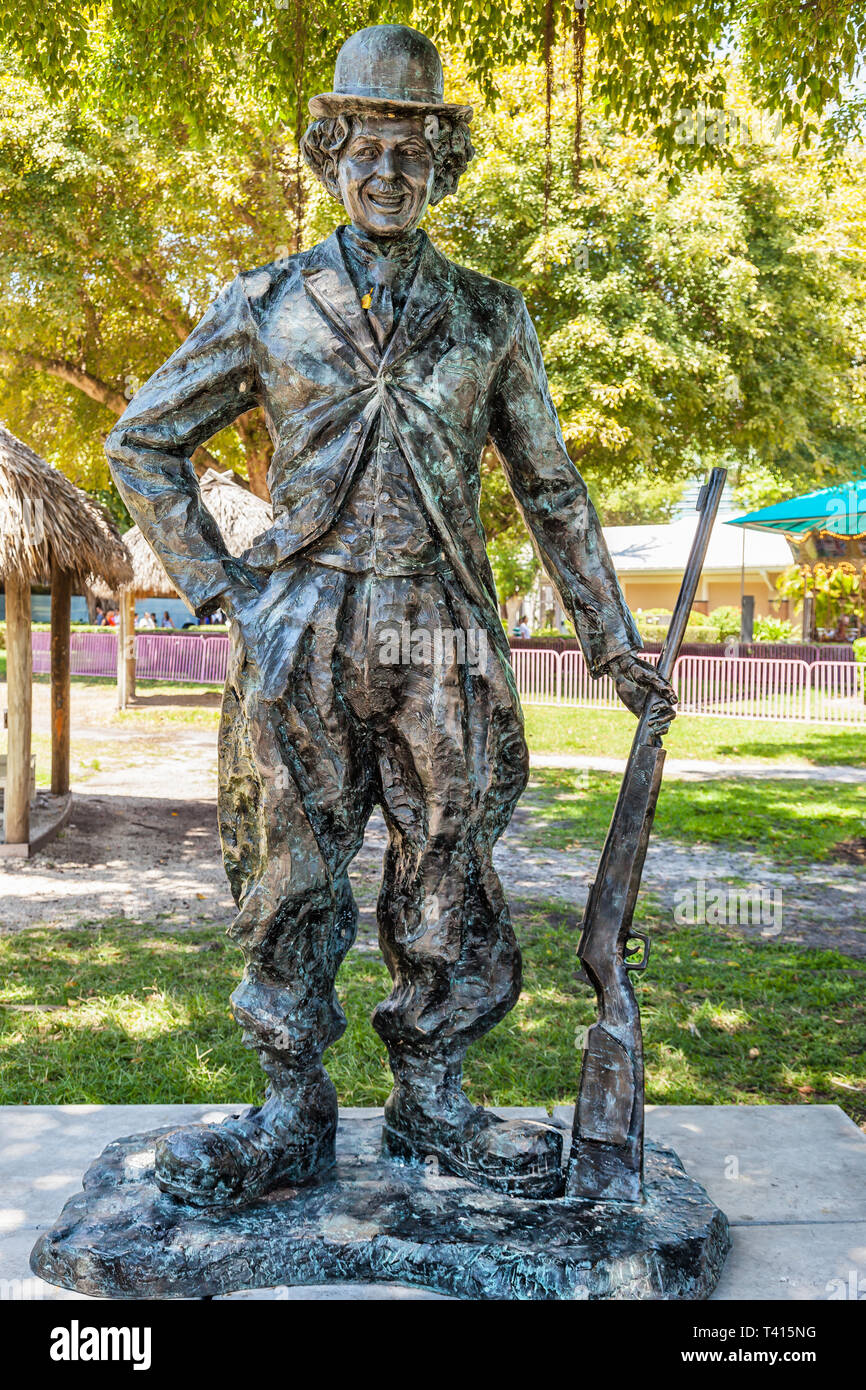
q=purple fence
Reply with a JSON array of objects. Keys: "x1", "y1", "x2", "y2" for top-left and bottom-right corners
[
  {"x1": 31, "y1": 631, "x2": 230, "y2": 684},
  {"x1": 510, "y1": 637, "x2": 856, "y2": 663},
  {"x1": 30, "y1": 633, "x2": 866, "y2": 722},
  {"x1": 510, "y1": 648, "x2": 866, "y2": 725}
]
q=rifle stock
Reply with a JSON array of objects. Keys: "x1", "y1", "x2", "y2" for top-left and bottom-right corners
[{"x1": 565, "y1": 467, "x2": 727, "y2": 1202}]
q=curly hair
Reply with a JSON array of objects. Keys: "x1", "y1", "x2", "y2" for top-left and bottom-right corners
[{"x1": 300, "y1": 110, "x2": 474, "y2": 206}]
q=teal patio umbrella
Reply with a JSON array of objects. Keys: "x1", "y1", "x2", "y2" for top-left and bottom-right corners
[
  {"x1": 725, "y1": 478, "x2": 866, "y2": 543},
  {"x1": 726, "y1": 478, "x2": 866, "y2": 637}
]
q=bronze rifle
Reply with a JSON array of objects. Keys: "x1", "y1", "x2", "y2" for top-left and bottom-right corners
[{"x1": 565, "y1": 467, "x2": 727, "y2": 1202}]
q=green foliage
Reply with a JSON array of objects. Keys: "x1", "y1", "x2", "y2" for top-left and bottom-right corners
[
  {"x1": 854, "y1": 637, "x2": 866, "y2": 664},
  {"x1": 427, "y1": 55, "x2": 866, "y2": 501},
  {"x1": 0, "y1": 67, "x2": 292, "y2": 490},
  {"x1": 590, "y1": 476, "x2": 682, "y2": 526},
  {"x1": 709, "y1": 605, "x2": 742, "y2": 641},
  {"x1": 487, "y1": 526, "x2": 539, "y2": 607},
  {"x1": 635, "y1": 608, "x2": 673, "y2": 641},
  {"x1": 0, "y1": 3, "x2": 861, "y2": 155},
  {"x1": 635, "y1": 607, "x2": 719, "y2": 642},
  {"x1": 633, "y1": 603, "x2": 780, "y2": 644},
  {"x1": 777, "y1": 562, "x2": 862, "y2": 629},
  {"x1": 753, "y1": 615, "x2": 794, "y2": 642},
  {"x1": 1, "y1": 24, "x2": 866, "y2": 511}
]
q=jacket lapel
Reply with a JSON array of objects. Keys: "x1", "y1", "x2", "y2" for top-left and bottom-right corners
[
  {"x1": 301, "y1": 230, "x2": 381, "y2": 375},
  {"x1": 382, "y1": 233, "x2": 454, "y2": 371}
]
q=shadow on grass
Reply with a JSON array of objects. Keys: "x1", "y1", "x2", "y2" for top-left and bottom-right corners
[
  {"x1": 708, "y1": 730, "x2": 866, "y2": 765},
  {"x1": 1, "y1": 911, "x2": 863, "y2": 1126},
  {"x1": 523, "y1": 769, "x2": 866, "y2": 862}
]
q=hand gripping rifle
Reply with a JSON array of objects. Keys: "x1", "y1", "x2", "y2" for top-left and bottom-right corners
[{"x1": 565, "y1": 467, "x2": 727, "y2": 1202}]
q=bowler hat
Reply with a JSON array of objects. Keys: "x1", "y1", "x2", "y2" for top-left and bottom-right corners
[{"x1": 308, "y1": 24, "x2": 472, "y2": 120}]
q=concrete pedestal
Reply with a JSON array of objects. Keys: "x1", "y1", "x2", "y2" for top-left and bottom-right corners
[
  {"x1": 2, "y1": 1104, "x2": 864, "y2": 1301},
  {"x1": 29, "y1": 1116, "x2": 729, "y2": 1301}
]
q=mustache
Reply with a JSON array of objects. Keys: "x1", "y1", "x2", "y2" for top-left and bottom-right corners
[{"x1": 364, "y1": 176, "x2": 408, "y2": 196}]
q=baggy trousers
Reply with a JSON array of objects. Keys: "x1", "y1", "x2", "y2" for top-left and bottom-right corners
[{"x1": 217, "y1": 560, "x2": 530, "y2": 1085}]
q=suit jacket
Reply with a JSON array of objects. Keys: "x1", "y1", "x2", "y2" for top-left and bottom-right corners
[{"x1": 106, "y1": 227, "x2": 640, "y2": 677}]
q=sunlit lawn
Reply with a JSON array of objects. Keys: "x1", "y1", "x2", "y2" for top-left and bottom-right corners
[
  {"x1": 523, "y1": 768, "x2": 866, "y2": 863},
  {"x1": 1, "y1": 915, "x2": 863, "y2": 1128},
  {"x1": 523, "y1": 705, "x2": 866, "y2": 767}
]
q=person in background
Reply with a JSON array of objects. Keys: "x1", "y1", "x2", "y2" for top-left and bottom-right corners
[
  {"x1": 518, "y1": 616, "x2": 531, "y2": 640},
  {"x1": 162, "y1": 610, "x2": 175, "y2": 629},
  {"x1": 94, "y1": 603, "x2": 106, "y2": 626}
]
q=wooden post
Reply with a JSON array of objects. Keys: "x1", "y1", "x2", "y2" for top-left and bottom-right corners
[
  {"x1": 116, "y1": 590, "x2": 136, "y2": 710},
  {"x1": 4, "y1": 574, "x2": 32, "y2": 844},
  {"x1": 50, "y1": 562, "x2": 71, "y2": 796},
  {"x1": 117, "y1": 598, "x2": 127, "y2": 710},
  {"x1": 124, "y1": 590, "x2": 136, "y2": 702}
]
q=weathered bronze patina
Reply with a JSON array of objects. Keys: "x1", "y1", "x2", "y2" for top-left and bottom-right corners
[
  {"x1": 102, "y1": 24, "x2": 677, "y2": 1209},
  {"x1": 30, "y1": 1118, "x2": 730, "y2": 1301}
]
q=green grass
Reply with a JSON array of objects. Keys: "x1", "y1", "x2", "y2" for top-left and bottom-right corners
[
  {"x1": 523, "y1": 705, "x2": 866, "y2": 767},
  {"x1": 1, "y1": 915, "x2": 863, "y2": 1126},
  {"x1": 523, "y1": 768, "x2": 866, "y2": 863}
]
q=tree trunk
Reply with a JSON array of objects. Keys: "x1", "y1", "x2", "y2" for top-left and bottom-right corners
[
  {"x1": 82, "y1": 586, "x2": 99, "y2": 622},
  {"x1": 235, "y1": 408, "x2": 273, "y2": 501},
  {"x1": 50, "y1": 563, "x2": 72, "y2": 796},
  {"x1": 4, "y1": 575, "x2": 32, "y2": 844}
]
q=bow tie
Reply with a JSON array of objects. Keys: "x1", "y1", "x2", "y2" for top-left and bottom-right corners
[{"x1": 341, "y1": 226, "x2": 423, "y2": 347}]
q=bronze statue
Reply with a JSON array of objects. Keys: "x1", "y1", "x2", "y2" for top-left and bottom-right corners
[{"x1": 106, "y1": 23, "x2": 676, "y2": 1209}]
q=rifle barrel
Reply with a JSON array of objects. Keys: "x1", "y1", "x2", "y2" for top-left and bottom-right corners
[{"x1": 656, "y1": 467, "x2": 728, "y2": 684}]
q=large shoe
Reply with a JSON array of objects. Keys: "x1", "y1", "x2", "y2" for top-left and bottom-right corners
[
  {"x1": 382, "y1": 1083, "x2": 563, "y2": 1199},
  {"x1": 154, "y1": 1070, "x2": 337, "y2": 1208}
]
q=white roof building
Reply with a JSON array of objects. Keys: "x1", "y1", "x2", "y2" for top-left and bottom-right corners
[{"x1": 524, "y1": 513, "x2": 794, "y2": 630}]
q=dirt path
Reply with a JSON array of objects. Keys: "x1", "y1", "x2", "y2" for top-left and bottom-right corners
[{"x1": 1, "y1": 685, "x2": 862, "y2": 957}]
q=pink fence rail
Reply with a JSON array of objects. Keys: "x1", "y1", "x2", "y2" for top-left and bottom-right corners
[
  {"x1": 32, "y1": 630, "x2": 119, "y2": 677},
  {"x1": 30, "y1": 635, "x2": 866, "y2": 721},
  {"x1": 511, "y1": 649, "x2": 866, "y2": 725},
  {"x1": 31, "y1": 631, "x2": 231, "y2": 684},
  {"x1": 133, "y1": 633, "x2": 230, "y2": 683}
]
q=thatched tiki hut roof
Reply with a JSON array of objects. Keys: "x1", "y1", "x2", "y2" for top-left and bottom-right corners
[
  {"x1": 0, "y1": 424, "x2": 132, "y2": 852},
  {"x1": 119, "y1": 468, "x2": 273, "y2": 598},
  {"x1": 0, "y1": 426, "x2": 132, "y2": 591}
]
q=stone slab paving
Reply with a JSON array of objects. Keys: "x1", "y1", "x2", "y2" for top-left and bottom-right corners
[{"x1": 1, "y1": 1103, "x2": 863, "y2": 1301}]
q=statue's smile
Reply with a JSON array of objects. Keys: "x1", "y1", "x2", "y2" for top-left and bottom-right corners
[{"x1": 365, "y1": 184, "x2": 407, "y2": 210}]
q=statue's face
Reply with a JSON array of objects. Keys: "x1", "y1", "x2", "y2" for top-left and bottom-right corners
[{"x1": 337, "y1": 114, "x2": 435, "y2": 237}]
